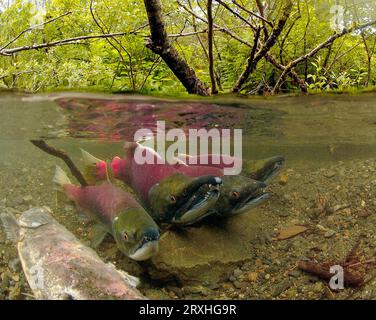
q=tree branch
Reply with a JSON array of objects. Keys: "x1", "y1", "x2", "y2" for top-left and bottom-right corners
[
  {"x1": 231, "y1": 0, "x2": 273, "y2": 27},
  {"x1": 0, "y1": 32, "x2": 142, "y2": 56},
  {"x1": 0, "y1": 12, "x2": 72, "y2": 51},
  {"x1": 264, "y1": 53, "x2": 307, "y2": 93},
  {"x1": 255, "y1": 0, "x2": 269, "y2": 38},
  {"x1": 168, "y1": 29, "x2": 212, "y2": 37},
  {"x1": 298, "y1": 261, "x2": 363, "y2": 287},
  {"x1": 30, "y1": 140, "x2": 88, "y2": 187},
  {"x1": 214, "y1": 0, "x2": 257, "y2": 32},
  {"x1": 177, "y1": 0, "x2": 253, "y2": 47},
  {"x1": 272, "y1": 19, "x2": 376, "y2": 94},
  {"x1": 208, "y1": 0, "x2": 218, "y2": 94},
  {"x1": 233, "y1": 0, "x2": 293, "y2": 93}
]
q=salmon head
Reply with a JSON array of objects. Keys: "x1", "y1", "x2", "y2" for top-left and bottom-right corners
[
  {"x1": 209, "y1": 175, "x2": 269, "y2": 217},
  {"x1": 245, "y1": 156, "x2": 285, "y2": 184},
  {"x1": 112, "y1": 208, "x2": 160, "y2": 261},
  {"x1": 147, "y1": 173, "x2": 222, "y2": 226}
]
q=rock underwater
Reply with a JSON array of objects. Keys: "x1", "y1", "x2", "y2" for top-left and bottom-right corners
[{"x1": 147, "y1": 210, "x2": 263, "y2": 284}]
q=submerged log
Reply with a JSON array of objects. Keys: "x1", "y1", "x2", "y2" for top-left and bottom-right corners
[
  {"x1": 30, "y1": 140, "x2": 88, "y2": 187},
  {"x1": 298, "y1": 261, "x2": 364, "y2": 288}
]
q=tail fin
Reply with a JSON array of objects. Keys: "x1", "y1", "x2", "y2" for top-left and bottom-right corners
[
  {"x1": 80, "y1": 149, "x2": 108, "y2": 184},
  {"x1": 0, "y1": 211, "x2": 20, "y2": 243},
  {"x1": 53, "y1": 165, "x2": 72, "y2": 192}
]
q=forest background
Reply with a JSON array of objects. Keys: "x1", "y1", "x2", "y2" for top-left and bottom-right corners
[{"x1": 0, "y1": 0, "x2": 375, "y2": 96}]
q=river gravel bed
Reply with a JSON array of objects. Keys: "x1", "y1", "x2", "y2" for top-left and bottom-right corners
[{"x1": 1, "y1": 158, "x2": 376, "y2": 300}]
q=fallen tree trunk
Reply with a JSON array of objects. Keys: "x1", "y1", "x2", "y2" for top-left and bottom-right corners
[{"x1": 143, "y1": 0, "x2": 209, "y2": 96}]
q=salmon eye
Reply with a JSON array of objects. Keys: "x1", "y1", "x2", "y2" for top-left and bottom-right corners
[
  {"x1": 170, "y1": 195, "x2": 177, "y2": 203},
  {"x1": 231, "y1": 191, "x2": 240, "y2": 199}
]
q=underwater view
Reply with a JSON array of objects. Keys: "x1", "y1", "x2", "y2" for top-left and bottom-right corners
[
  {"x1": 1, "y1": 92, "x2": 376, "y2": 301},
  {"x1": 0, "y1": 0, "x2": 376, "y2": 308}
]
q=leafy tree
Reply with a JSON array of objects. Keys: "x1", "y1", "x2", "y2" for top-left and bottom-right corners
[{"x1": 0, "y1": 0, "x2": 374, "y2": 95}]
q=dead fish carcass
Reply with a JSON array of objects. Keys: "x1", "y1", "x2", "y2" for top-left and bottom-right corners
[{"x1": 0, "y1": 207, "x2": 146, "y2": 300}]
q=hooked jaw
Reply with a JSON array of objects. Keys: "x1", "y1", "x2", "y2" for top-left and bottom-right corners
[
  {"x1": 129, "y1": 241, "x2": 159, "y2": 261},
  {"x1": 171, "y1": 176, "x2": 222, "y2": 225}
]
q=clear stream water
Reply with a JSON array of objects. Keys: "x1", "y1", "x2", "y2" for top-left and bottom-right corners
[
  {"x1": 1, "y1": 92, "x2": 376, "y2": 299},
  {"x1": 1, "y1": 92, "x2": 376, "y2": 169}
]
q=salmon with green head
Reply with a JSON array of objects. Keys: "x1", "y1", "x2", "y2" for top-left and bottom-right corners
[
  {"x1": 147, "y1": 173, "x2": 222, "y2": 225},
  {"x1": 53, "y1": 166, "x2": 160, "y2": 261},
  {"x1": 80, "y1": 144, "x2": 222, "y2": 226},
  {"x1": 208, "y1": 175, "x2": 268, "y2": 217},
  {"x1": 173, "y1": 163, "x2": 268, "y2": 217},
  {"x1": 81, "y1": 147, "x2": 269, "y2": 221}
]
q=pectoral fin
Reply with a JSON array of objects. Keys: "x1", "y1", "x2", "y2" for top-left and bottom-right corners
[{"x1": 90, "y1": 223, "x2": 109, "y2": 248}]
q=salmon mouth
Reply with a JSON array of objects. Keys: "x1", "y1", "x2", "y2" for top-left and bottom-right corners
[
  {"x1": 148, "y1": 175, "x2": 222, "y2": 225},
  {"x1": 130, "y1": 240, "x2": 159, "y2": 261},
  {"x1": 232, "y1": 191, "x2": 270, "y2": 215},
  {"x1": 172, "y1": 182, "x2": 221, "y2": 225}
]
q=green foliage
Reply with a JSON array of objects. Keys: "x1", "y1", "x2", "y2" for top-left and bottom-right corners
[
  {"x1": 307, "y1": 57, "x2": 369, "y2": 91},
  {"x1": 0, "y1": 0, "x2": 375, "y2": 94}
]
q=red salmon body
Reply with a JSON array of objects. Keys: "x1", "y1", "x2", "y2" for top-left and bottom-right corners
[
  {"x1": 110, "y1": 145, "x2": 228, "y2": 202},
  {"x1": 63, "y1": 183, "x2": 141, "y2": 226},
  {"x1": 110, "y1": 144, "x2": 181, "y2": 202}
]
